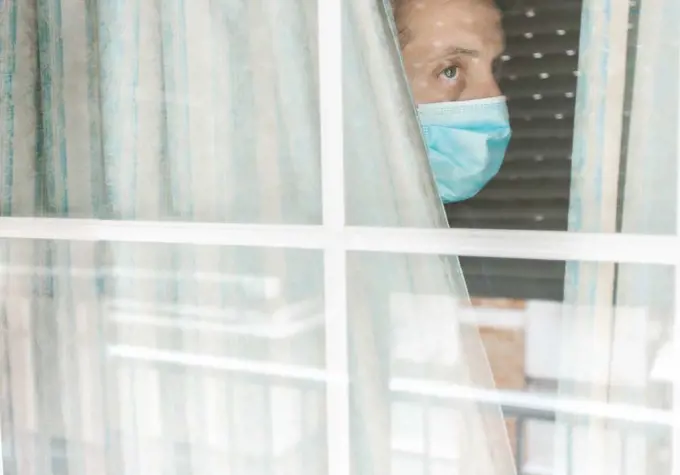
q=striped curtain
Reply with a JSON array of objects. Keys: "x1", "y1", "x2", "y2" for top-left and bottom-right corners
[
  {"x1": 0, "y1": 1, "x2": 515, "y2": 474},
  {"x1": 561, "y1": 0, "x2": 677, "y2": 473}
]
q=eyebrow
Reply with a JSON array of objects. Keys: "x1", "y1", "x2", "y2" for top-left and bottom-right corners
[
  {"x1": 432, "y1": 44, "x2": 506, "y2": 63},
  {"x1": 440, "y1": 46, "x2": 480, "y2": 58}
]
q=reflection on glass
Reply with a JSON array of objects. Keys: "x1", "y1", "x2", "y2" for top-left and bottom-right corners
[
  {"x1": 0, "y1": 240, "x2": 326, "y2": 475},
  {"x1": 347, "y1": 252, "x2": 513, "y2": 475},
  {"x1": 351, "y1": 252, "x2": 674, "y2": 475}
]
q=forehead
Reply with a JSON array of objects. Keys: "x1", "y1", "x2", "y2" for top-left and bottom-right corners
[{"x1": 401, "y1": 0, "x2": 504, "y2": 55}]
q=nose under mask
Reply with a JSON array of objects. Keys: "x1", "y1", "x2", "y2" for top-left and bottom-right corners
[{"x1": 417, "y1": 96, "x2": 512, "y2": 203}]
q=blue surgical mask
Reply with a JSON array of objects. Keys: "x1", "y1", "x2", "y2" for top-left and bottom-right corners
[{"x1": 417, "y1": 96, "x2": 512, "y2": 203}]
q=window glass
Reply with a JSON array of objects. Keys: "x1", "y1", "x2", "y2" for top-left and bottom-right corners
[
  {"x1": 1, "y1": 1, "x2": 678, "y2": 475},
  {"x1": 0, "y1": 239, "x2": 327, "y2": 475},
  {"x1": 446, "y1": 0, "x2": 677, "y2": 237},
  {"x1": 351, "y1": 252, "x2": 674, "y2": 475},
  {"x1": 0, "y1": 1, "x2": 321, "y2": 225}
]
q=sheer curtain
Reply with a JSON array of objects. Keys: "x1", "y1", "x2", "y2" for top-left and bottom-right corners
[
  {"x1": 0, "y1": 1, "x2": 514, "y2": 474},
  {"x1": 561, "y1": 0, "x2": 677, "y2": 473}
]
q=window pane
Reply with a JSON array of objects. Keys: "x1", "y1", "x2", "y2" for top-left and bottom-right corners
[
  {"x1": 349, "y1": 252, "x2": 674, "y2": 475},
  {"x1": 369, "y1": 0, "x2": 678, "y2": 235},
  {"x1": 0, "y1": 1, "x2": 321, "y2": 224},
  {"x1": 346, "y1": 252, "x2": 513, "y2": 475},
  {"x1": 0, "y1": 239, "x2": 327, "y2": 475}
]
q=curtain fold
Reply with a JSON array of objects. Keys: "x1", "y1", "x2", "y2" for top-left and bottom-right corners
[
  {"x1": 1, "y1": 1, "x2": 514, "y2": 474},
  {"x1": 344, "y1": 2, "x2": 515, "y2": 474}
]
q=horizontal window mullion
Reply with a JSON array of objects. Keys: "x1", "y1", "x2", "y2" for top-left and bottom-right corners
[{"x1": 0, "y1": 217, "x2": 678, "y2": 265}]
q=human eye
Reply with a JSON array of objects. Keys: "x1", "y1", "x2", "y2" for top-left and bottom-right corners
[{"x1": 438, "y1": 65, "x2": 460, "y2": 83}]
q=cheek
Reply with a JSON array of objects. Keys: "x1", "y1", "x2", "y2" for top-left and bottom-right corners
[
  {"x1": 403, "y1": 68, "x2": 435, "y2": 103},
  {"x1": 431, "y1": 75, "x2": 465, "y2": 103},
  {"x1": 403, "y1": 64, "x2": 426, "y2": 91},
  {"x1": 411, "y1": 79, "x2": 455, "y2": 105},
  {"x1": 403, "y1": 56, "x2": 424, "y2": 77},
  {"x1": 413, "y1": 80, "x2": 433, "y2": 100}
]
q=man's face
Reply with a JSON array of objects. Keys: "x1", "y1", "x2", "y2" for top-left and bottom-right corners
[{"x1": 397, "y1": 0, "x2": 505, "y2": 105}]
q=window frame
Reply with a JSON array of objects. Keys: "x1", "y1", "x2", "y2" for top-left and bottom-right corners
[{"x1": 0, "y1": 0, "x2": 679, "y2": 474}]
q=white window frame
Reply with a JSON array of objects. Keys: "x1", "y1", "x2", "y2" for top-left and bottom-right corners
[
  {"x1": 671, "y1": 10, "x2": 680, "y2": 475},
  {"x1": 674, "y1": 22, "x2": 680, "y2": 475},
  {"x1": 0, "y1": 1, "x2": 679, "y2": 475}
]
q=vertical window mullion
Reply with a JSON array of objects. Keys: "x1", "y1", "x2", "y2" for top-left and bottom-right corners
[
  {"x1": 673, "y1": 15, "x2": 680, "y2": 474},
  {"x1": 318, "y1": 1, "x2": 349, "y2": 475}
]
